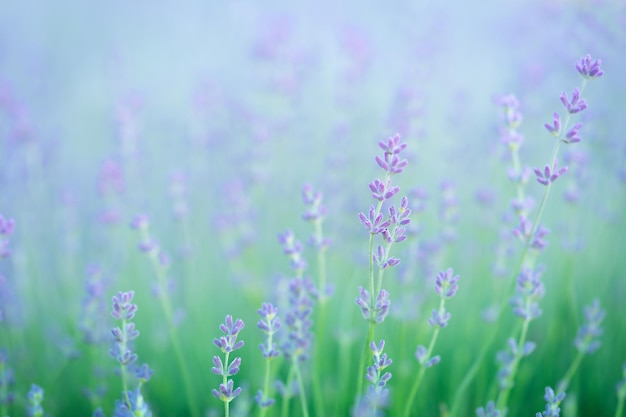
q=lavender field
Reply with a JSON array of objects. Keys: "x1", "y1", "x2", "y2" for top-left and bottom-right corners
[{"x1": 1, "y1": 1, "x2": 626, "y2": 416}]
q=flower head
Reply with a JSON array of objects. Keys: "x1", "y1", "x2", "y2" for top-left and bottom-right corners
[{"x1": 576, "y1": 54, "x2": 603, "y2": 79}]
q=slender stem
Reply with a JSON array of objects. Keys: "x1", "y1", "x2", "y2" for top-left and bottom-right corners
[
  {"x1": 281, "y1": 365, "x2": 296, "y2": 417},
  {"x1": 495, "y1": 316, "x2": 530, "y2": 412},
  {"x1": 224, "y1": 351, "x2": 231, "y2": 417},
  {"x1": 616, "y1": 395, "x2": 625, "y2": 417},
  {"x1": 259, "y1": 357, "x2": 273, "y2": 417},
  {"x1": 403, "y1": 298, "x2": 444, "y2": 417},
  {"x1": 120, "y1": 317, "x2": 131, "y2": 408},
  {"x1": 557, "y1": 350, "x2": 585, "y2": 393},
  {"x1": 293, "y1": 359, "x2": 310, "y2": 417},
  {"x1": 145, "y1": 241, "x2": 200, "y2": 417}
]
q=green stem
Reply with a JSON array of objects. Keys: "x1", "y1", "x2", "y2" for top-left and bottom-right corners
[
  {"x1": 293, "y1": 359, "x2": 310, "y2": 417},
  {"x1": 403, "y1": 298, "x2": 444, "y2": 417},
  {"x1": 616, "y1": 395, "x2": 625, "y2": 417},
  {"x1": 259, "y1": 357, "x2": 273, "y2": 417},
  {"x1": 224, "y1": 351, "x2": 231, "y2": 417},
  {"x1": 144, "y1": 237, "x2": 200, "y2": 417},
  {"x1": 557, "y1": 349, "x2": 585, "y2": 393},
  {"x1": 281, "y1": 365, "x2": 296, "y2": 417},
  {"x1": 495, "y1": 316, "x2": 530, "y2": 412}
]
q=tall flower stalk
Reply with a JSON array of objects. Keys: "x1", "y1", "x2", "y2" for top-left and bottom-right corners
[
  {"x1": 355, "y1": 133, "x2": 410, "y2": 396},
  {"x1": 256, "y1": 302, "x2": 281, "y2": 417},
  {"x1": 212, "y1": 315, "x2": 245, "y2": 417},
  {"x1": 451, "y1": 54, "x2": 604, "y2": 417},
  {"x1": 403, "y1": 268, "x2": 460, "y2": 417},
  {"x1": 130, "y1": 214, "x2": 198, "y2": 417}
]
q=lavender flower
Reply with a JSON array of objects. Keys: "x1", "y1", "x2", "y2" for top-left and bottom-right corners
[
  {"x1": 258, "y1": 303, "x2": 281, "y2": 359},
  {"x1": 510, "y1": 267, "x2": 545, "y2": 321},
  {"x1": 212, "y1": 315, "x2": 244, "y2": 407},
  {"x1": 277, "y1": 229, "x2": 307, "y2": 273},
  {"x1": 283, "y1": 278, "x2": 316, "y2": 362},
  {"x1": 354, "y1": 340, "x2": 393, "y2": 416},
  {"x1": 256, "y1": 302, "x2": 281, "y2": 409},
  {"x1": 27, "y1": 384, "x2": 44, "y2": 417},
  {"x1": 496, "y1": 337, "x2": 536, "y2": 390},
  {"x1": 358, "y1": 206, "x2": 391, "y2": 235},
  {"x1": 113, "y1": 387, "x2": 152, "y2": 417},
  {"x1": 574, "y1": 299, "x2": 605, "y2": 354},
  {"x1": 109, "y1": 290, "x2": 152, "y2": 413},
  {"x1": 560, "y1": 88, "x2": 587, "y2": 114},
  {"x1": 0, "y1": 214, "x2": 14, "y2": 258},
  {"x1": 544, "y1": 112, "x2": 561, "y2": 136},
  {"x1": 534, "y1": 159, "x2": 568, "y2": 186},
  {"x1": 110, "y1": 291, "x2": 139, "y2": 366},
  {"x1": 562, "y1": 123, "x2": 582, "y2": 144},
  {"x1": 79, "y1": 267, "x2": 109, "y2": 345},
  {"x1": 355, "y1": 287, "x2": 390, "y2": 324},
  {"x1": 476, "y1": 401, "x2": 502, "y2": 417},
  {"x1": 535, "y1": 387, "x2": 566, "y2": 417},
  {"x1": 576, "y1": 54, "x2": 603, "y2": 79}
]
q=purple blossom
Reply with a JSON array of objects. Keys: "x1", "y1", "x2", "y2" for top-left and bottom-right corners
[
  {"x1": 130, "y1": 214, "x2": 150, "y2": 231},
  {"x1": 535, "y1": 387, "x2": 566, "y2": 417},
  {"x1": 135, "y1": 364, "x2": 154, "y2": 382},
  {"x1": 534, "y1": 160, "x2": 568, "y2": 186},
  {"x1": 373, "y1": 246, "x2": 400, "y2": 270},
  {"x1": 358, "y1": 206, "x2": 391, "y2": 235},
  {"x1": 257, "y1": 302, "x2": 281, "y2": 358},
  {"x1": 562, "y1": 122, "x2": 582, "y2": 144},
  {"x1": 113, "y1": 387, "x2": 152, "y2": 417},
  {"x1": 574, "y1": 299, "x2": 605, "y2": 354},
  {"x1": 496, "y1": 338, "x2": 536, "y2": 389},
  {"x1": 0, "y1": 214, "x2": 15, "y2": 258},
  {"x1": 212, "y1": 316, "x2": 245, "y2": 406},
  {"x1": 428, "y1": 308, "x2": 451, "y2": 328},
  {"x1": 355, "y1": 339, "x2": 393, "y2": 416},
  {"x1": 434, "y1": 268, "x2": 460, "y2": 298},
  {"x1": 378, "y1": 133, "x2": 407, "y2": 156},
  {"x1": 510, "y1": 267, "x2": 545, "y2": 321},
  {"x1": 213, "y1": 315, "x2": 245, "y2": 353},
  {"x1": 283, "y1": 277, "x2": 316, "y2": 362},
  {"x1": 27, "y1": 384, "x2": 44, "y2": 417},
  {"x1": 109, "y1": 291, "x2": 141, "y2": 367},
  {"x1": 111, "y1": 291, "x2": 138, "y2": 321},
  {"x1": 544, "y1": 112, "x2": 561, "y2": 136},
  {"x1": 576, "y1": 54, "x2": 603, "y2": 79},
  {"x1": 301, "y1": 184, "x2": 327, "y2": 221},
  {"x1": 355, "y1": 287, "x2": 390, "y2": 324},
  {"x1": 476, "y1": 401, "x2": 502, "y2": 417},
  {"x1": 277, "y1": 229, "x2": 307, "y2": 272},
  {"x1": 560, "y1": 88, "x2": 587, "y2": 114},
  {"x1": 415, "y1": 345, "x2": 440, "y2": 368}
]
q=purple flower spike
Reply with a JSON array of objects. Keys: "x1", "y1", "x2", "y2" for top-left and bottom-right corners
[
  {"x1": 358, "y1": 206, "x2": 391, "y2": 234},
  {"x1": 563, "y1": 122, "x2": 583, "y2": 144},
  {"x1": 130, "y1": 214, "x2": 150, "y2": 230},
  {"x1": 544, "y1": 112, "x2": 561, "y2": 136},
  {"x1": 369, "y1": 179, "x2": 387, "y2": 201},
  {"x1": 212, "y1": 379, "x2": 242, "y2": 403},
  {"x1": 111, "y1": 291, "x2": 137, "y2": 320},
  {"x1": 574, "y1": 299, "x2": 605, "y2": 354},
  {"x1": 428, "y1": 308, "x2": 451, "y2": 328},
  {"x1": 576, "y1": 54, "x2": 603, "y2": 79},
  {"x1": 534, "y1": 160, "x2": 568, "y2": 186},
  {"x1": 560, "y1": 88, "x2": 587, "y2": 114},
  {"x1": 537, "y1": 386, "x2": 566, "y2": 417},
  {"x1": 434, "y1": 268, "x2": 460, "y2": 299},
  {"x1": 378, "y1": 133, "x2": 407, "y2": 155},
  {"x1": 214, "y1": 315, "x2": 245, "y2": 353}
]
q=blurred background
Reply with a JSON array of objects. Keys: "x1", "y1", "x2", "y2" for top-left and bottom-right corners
[{"x1": 1, "y1": 0, "x2": 625, "y2": 416}]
